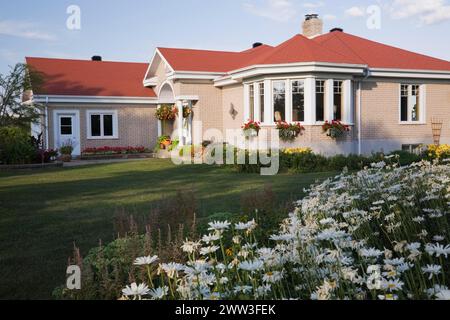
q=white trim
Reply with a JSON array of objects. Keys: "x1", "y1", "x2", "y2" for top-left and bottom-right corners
[
  {"x1": 143, "y1": 48, "x2": 176, "y2": 86},
  {"x1": 86, "y1": 110, "x2": 119, "y2": 140},
  {"x1": 304, "y1": 77, "x2": 315, "y2": 125},
  {"x1": 175, "y1": 95, "x2": 200, "y2": 101},
  {"x1": 167, "y1": 71, "x2": 225, "y2": 81},
  {"x1": 53, "y1": 110, "x2": 81, "y2": 156},
  {"x1": 263, "y1": 80, "x2": 271, "y2": 125},
  {"x1": 34, "y1": 95, "x2": 157, "y2": 104},
  {"x1": 143, "y1": 77, "x2": 158, "y2": 87},
  {"x1": 228, "y1": 62, "x2": 367, "y2": 81},
  {"x1": 243, "y1": 83, "x2": 250, "y2": 121},
  {"x1": 370, "y1": 67, "x2": 450, "y2": 79}
]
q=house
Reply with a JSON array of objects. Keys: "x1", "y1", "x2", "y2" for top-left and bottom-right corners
[{"x1": 26, "y1": 14, "x2": 450, "y2": 157}]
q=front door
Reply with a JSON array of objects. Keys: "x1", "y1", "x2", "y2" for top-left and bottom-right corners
[{"x1": 54, "y1": 111, "x2": 81, "y2": 156}]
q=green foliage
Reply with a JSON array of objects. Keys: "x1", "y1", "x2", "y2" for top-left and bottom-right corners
[
  {"x1": 0, "y1": 126, "x2": 35, "y2": 164},
  {"x1": 0, "y1": 63, "x2": 43, "y2": 129}
]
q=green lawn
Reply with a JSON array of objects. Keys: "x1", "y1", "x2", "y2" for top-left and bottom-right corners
[{"x1": 0, "y1": 159, "x2": 336, "y2": 299}]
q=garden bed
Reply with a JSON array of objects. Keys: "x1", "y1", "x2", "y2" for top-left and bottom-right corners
[
  {"x1": 80, "y1": 153, "x2": 154, "y2": 161},
  {"x1": 0, "y1": 162, "x2": 63, "y2": 171}
]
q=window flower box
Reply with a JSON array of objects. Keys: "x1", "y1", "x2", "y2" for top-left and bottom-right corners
[
  {"x1": 242, "y1": 120, "x2": 261, "y2": 138},
  {"x1": 322, "y1": 120, "x2": 350, "y2": 139},
  {"x1": 276, "y1": 121, "x2": 305, "y2": 142}
]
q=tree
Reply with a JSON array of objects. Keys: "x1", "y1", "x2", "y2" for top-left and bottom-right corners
[{"x1": 0, "y1": 63, "x2": 44, "y2": 130}]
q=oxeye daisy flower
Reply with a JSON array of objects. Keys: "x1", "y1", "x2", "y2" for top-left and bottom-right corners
[
  {"x1": 382, "y1": 279, "x2": 404, "y2": 292},
  {"x1": 422, "y1": 265, "x2": 442, "y2": 280},
  {"x1": 133, "y1": 255, "x2": 159, "y2": 266},
  {"x1": 238, "y1": 259, "x2": 264, "y2": 272},
  {"x1": 149, "y1": 286, "x2": 169, "y2": 300},
  {"x1": 200, "y1": 245, "x2": 220, "y2": 256},
  {"x1": 208, "y1": 220, "x2": 231, "y2": 231},
  {"x1": 122, "y1": 283, "x2": 150, "y2": 297}
]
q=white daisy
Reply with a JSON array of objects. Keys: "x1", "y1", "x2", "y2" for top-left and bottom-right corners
[
  {"x1": 122, "y1": 283, "x2": 150, "y2": 297},
  {"x1": 200, "y1": 245, "x2": 220, "y2": 256},
  {"x1": 149, "y1": 286, "x2": 169, "y2": 300},
  {"x1": 422, "y1": 265, "x2": 442, "y2": 280},
  {"x1": 238, "y1": 259, "x2": 264, "y2": 272},
  {"x1": 208, "y1": 220, "x2": 231, "y2": 231},
  {"x1": 133, "y1": 255, "x2": 159, "y2": 266}
]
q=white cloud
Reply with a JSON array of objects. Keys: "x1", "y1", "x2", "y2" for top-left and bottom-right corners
[
  {"x1": 389, "y1": 0, "x2": 450, "y2": 25},
  {"x1": 0, "y1": 20, "x2": 56, "y2": 41},
  {"x1": 244, "y1": 0, "x2": 297, "y2": 22},
  {"x1": 345, "y1": 6, "x2": 366, "y2": 17},
  {"x1": 303, "y1": 1, "x2": 325, "y2": 9}
]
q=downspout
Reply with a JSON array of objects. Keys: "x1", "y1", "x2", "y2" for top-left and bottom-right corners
[
  {"x1": 358, "y1": 68, "x2": 371, "y2": 155},
  {"x1": 45, "y1": 96, "x2": 49, "y2": 149}
]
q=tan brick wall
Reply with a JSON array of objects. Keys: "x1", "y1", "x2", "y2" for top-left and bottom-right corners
[
  {"x1": 360, "y1": 81, "x2": 450, "y2": 150},
  {"x1": 175, "y1": 81, "x2": 223, "y2": 142},
  {"x1": 47, "y1": 104, "x2": 158, "y2": 152}
]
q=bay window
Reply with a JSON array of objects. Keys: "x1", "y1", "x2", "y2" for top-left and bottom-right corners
[
  {"x1": 316, "y1": 80, "x2": 325, "y2": 122},
  {"x1": 87, "y1": 110, "x2": 118, "y2": 139},
  {"x1": 273, "y1": 81, "x2": 286, "y2": 122},
  {"x1": 249, "y1": 84, "x2": 255, "y2": 121},
  {"x1": 292, "y1": 80, "x2": 305, "y2": 122},
  {"x1": 400, "y1": 84, "x2": 424, "y2": 123},
  {"x1": 333, "y1": 81, "x2": 343, "y2": 121},
  {"x1": 244, "y1": 78, "x2": 353, "y2": 126},
  {"x1": 259, "y1": 82, "x2": 265, "y2": 123}
]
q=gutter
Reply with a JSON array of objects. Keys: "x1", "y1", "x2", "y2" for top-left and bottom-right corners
[{"x1": 358, "y1": 68, "x2": 371, "y2": 155}]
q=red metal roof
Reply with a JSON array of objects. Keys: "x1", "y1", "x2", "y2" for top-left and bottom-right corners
[
  {"x1": 26, "y1": 57, "x2": 156, "y2": 97},
  {"x1": 313, "y1": 31, "x2": 450, "y2": 71},
  {"x1": 157, "y1": 44, "x2": 274, "y2": 73},
  {"x1": 158, "y1": 31, "x2": 450, "y2": 73}
]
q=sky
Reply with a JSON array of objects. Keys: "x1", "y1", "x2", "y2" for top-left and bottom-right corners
[{"x1": 1, "y1": 0, "x2": 450, "y2": 75}]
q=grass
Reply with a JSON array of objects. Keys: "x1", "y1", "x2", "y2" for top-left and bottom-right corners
[{"x1": 0, "y1": 159, "x2": 336, "y2": 299}]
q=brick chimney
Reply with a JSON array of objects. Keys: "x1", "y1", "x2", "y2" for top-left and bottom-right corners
[{"x1": 302, "y1": 14, "x2": 323, "y2": 38}]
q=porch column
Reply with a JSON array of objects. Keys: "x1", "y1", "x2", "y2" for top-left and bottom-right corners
[{"x1": 176, "y1": 100, "x2": 184, "y2": 146}]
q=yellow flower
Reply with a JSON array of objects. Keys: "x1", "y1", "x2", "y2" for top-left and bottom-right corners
[{"x1": 283, "y1": 147, "x2": 313, "y2": 155}]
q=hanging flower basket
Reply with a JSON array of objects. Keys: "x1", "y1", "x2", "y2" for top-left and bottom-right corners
[
  {"x1": 155, "y1": 104, "x2": 177, "y2": 121},
  {"x1": 276, "y1": 121, "x2": 305, "y2": 142},
  {"x1": 173, "y1": 106, "x2": 193, "y2": 119},
  {"x1": 322, "y1": 120, "x2": 350, "y2": 139},
  {"x1": 242, "y1": 120, "x2": 261, "y2": 138}
]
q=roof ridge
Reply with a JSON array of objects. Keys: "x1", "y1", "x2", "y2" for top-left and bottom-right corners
[
  {"x1": 25, "y1": 56, "x2": 147, "y2": 65},
  {"x1": 158, "y1": 47, "x2": 242, "y2": 55},
  {"x1": 324, "y1": 32, "x2": 368, "y2": 64}
]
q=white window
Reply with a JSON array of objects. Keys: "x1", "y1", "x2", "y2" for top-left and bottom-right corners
[
  {"x1": 316, "y1": 80, "x2": 326, "y2": 122},
  {"x1": 291, "y1": 80, "x2": 305, "y2": 122},
  {"x1": 249, "y1": 84, "x2": 255, "y2": 121},
  {"x1": 333, "y1": 80, "x2": 343, "y2": 121},
  {"x1": 87, "y1": 110, "x2": 118, "y2": 139},
  {"x1": 258, "y1": 82, "x2": 265, "y2": 123},
  {"x1": 273, "y1": 81, "x2": 286, "y2": 122},
  {"x1": 400, "y1": 84, "x2": 425, "y2": 123}
]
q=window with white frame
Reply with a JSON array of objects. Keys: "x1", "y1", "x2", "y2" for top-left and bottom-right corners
[
  {"x1": 273, "y1": 81, "x2": 286, "y2": 122},
  {"x1": 249, "y1": 84, "x2": 255, "y2": 121},
  {"x1": 87, "y1": 110, "x2": 118, "y2": 139},
  {"x1": 333, "y1": 81, "x2": 343, "y2": 121},
  {"x1": 316, "y1": 80, "x2": 325, "y2": 122},
  {"x1": 259, "y1": 82, "x2": 265, "y2": 123},
  {"x1": 292, "y1": 80, "x2": 305, "y2": 122},
  {"x1": 400, "y1": 84, "x2": 424, "y2": 123}
]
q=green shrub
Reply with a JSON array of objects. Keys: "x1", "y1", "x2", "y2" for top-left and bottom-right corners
[
  {"x1": 0, "y1": 126, "x2": 35, "y2": 165},
  {"x1": 388, "y1": 150, "x2": 422, "y2": 166}
]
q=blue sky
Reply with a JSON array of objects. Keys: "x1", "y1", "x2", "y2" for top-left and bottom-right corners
[{"x1": 1, "y1": 0, "x2": 450, "y2": 75}]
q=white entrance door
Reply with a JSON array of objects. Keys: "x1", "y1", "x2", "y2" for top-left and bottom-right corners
[{"x1": 54, "y1": 110, "x2": 81, "y2": 156}]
